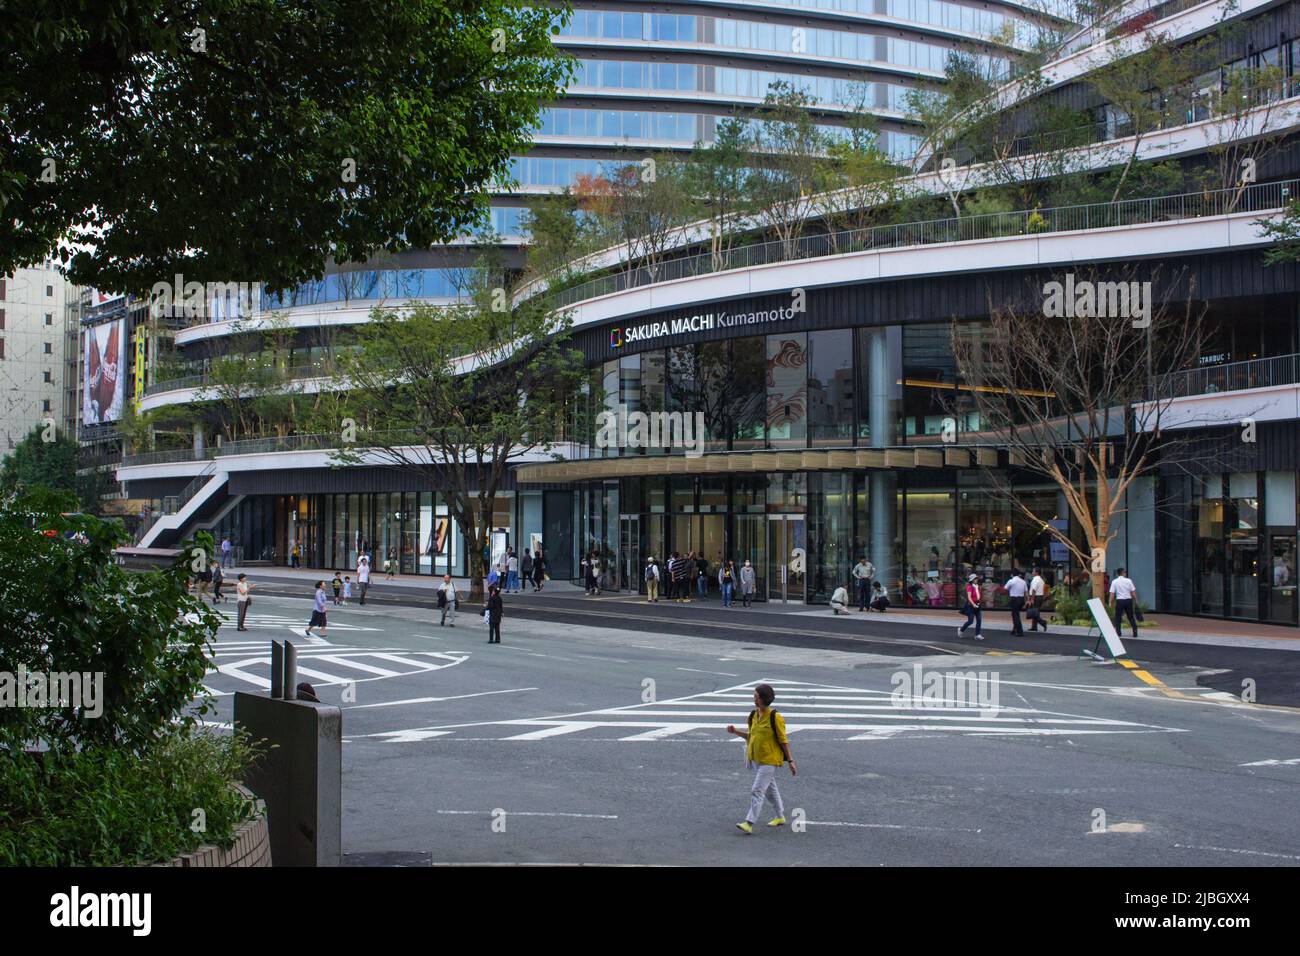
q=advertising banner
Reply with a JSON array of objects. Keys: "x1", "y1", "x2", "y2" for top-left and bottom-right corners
[{"x1": 84, "y1": 319, "x2": 125, "y2": 424}]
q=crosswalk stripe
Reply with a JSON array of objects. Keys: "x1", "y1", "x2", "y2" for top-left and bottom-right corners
[
  {"x1": 292, "y1": 664, "x2": 371, "y2": 686},
  {"x1": 311, "y1": 655, "x2": 403, "y2": 678},
  {"x1": 501, "y1": 722, "x2": 603, "y2": 740}
]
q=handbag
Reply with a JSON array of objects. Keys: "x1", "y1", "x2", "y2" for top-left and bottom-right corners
[
  {"x1": 1135, "y1": 605, "x2": 1145, "y2": 622},
  {"x1": 483, "y1": 608, "x2": 491, "y2": 626}
]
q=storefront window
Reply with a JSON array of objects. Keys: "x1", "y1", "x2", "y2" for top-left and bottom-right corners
[
  {"x1": 902, "y1": 324, "x2": 954, "y2": 444},
  {"x1": 1197, "y1": 476, "x2": 1225, "y2": 616},
  {"x1": 766, "y1": 333, "x2": 807, "y2": 448},
  {"x1": 957, "y1": 479, "x2": 1014, "y2": 606},
  {"x1": 731, "y1": 336, "x2": 766, "y2": 449},
  {"x1": 808, "y1": 329, "x2": 854, "y2": 446},
  {"x1": 904, "y1": 485, "x2": 957, "y2": 608},
  {"x1": 810, "y1": 473, "x2": 851, "y2": 601}
]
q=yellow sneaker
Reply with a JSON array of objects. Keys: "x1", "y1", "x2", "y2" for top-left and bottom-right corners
[
  {"x1": 767, "y1": 817, "x2": 786, "y2": 828},
  {"x1": 735, "y1": 821, "x2": 753, "y2": 834}
]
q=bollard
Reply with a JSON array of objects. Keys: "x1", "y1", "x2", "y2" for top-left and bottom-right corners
[
  {"x1": 283, "y1": 642, "x2": 297, "y2": 700},
  {"x1": 270, "y1": 641, "x2": 284, "y2": 699}
]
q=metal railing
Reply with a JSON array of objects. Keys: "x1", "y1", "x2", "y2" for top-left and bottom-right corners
[
  {"x1": 145, "y1": 363, "x2": 335, "y2": 397},
  {"x1": 1156, "y1": 352, "x2": 1300, "y2": 398},
  {"x1": 176, "y1": 462, "x2": 219, "y2": 513},
  {"x1": 540, "y1": 177, "x2": 1297, "y2": 311},
  {"x1": 121, "y1": 447, "x2": 216, "y2": 467}
]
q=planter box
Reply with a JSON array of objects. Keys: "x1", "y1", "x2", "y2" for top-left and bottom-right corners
[{"x1": 154, "y1": 786, "x2": 271, "y2": 867}]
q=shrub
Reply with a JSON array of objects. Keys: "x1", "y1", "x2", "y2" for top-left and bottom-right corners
[
  {"x1": 0, "y1": 728, "x2": 264, "y2": 866},
  {"x1": 0, "y1": 488, "x2": 219, "y2": 751},
  {"x1": 1049, "y1": 582, "x2": 1089, "y2": 625}
]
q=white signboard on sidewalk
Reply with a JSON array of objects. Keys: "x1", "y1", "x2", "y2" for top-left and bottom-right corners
[{"x1": 1086, "y1": 597, "x2": 1127, "y2": 659}]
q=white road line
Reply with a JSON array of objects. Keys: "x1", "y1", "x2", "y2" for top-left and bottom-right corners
[
  {"x1": 1173, "y1": 843, "x2": 1300, "y2": 861},
  {"x1": 806, "y1": 820, "x2": 983, "y2": 833},
  {"x1": 213, "y1": 662, "x2": 271, "y2": 689},
  {"x1": 618, "y1": 725, "x2": 715, "y2": 741},
  {"x1": 369, "y1": 729, "x2": 455, "y2": 743},
  {"x1": 500, "y1": 722, "x2": 603, "y2": 740},
  {"x1": 678, "y1": 667, "x2": 741, "y2": 677},
  {"x1": 292, "y1": 664, "x2": 359, "y2": 686},
  {"x1": 348, "y1": 687, "x2": 538, "y2": 710},
  {"x1": 436, "y1": 810, "x2": 618, "y2": 820},
  {"x1": 312, "y1": 655, "x2": 403, "y2": 677},
  {"x1": 1239, "y1": 757, "x2": 1300, "y2": 766}
]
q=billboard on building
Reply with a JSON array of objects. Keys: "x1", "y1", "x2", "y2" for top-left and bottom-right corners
[{"x1": 83, "y1": 319, "x2": 125, "y2": 424}]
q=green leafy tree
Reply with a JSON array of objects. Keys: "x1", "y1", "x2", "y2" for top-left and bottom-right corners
[
  {"x1": 748, "y1": 82, "x2": 836, "y2": 255},
  {"x1": 682, "y1": 117, "x2": 755, "y2": 269},
  {"x1": 331, "y1": 264, "x2": 586, "y2": 602},
  {"x1": 0, "y1": 425, "x2": 80, "y2": 499},
  {"x1": 2, "y1": 0, "x2": 574, "y2": 294}
]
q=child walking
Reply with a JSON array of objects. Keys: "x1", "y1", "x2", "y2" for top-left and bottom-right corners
[
  {"x1": 342, "y1": 576, "x2": 352, "y2": 605},
  {"x1": 332, "y1": 572, "x2": 343, "y2": 606}
]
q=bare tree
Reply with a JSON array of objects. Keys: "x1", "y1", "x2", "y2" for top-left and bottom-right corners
[{"x1": 946, "y1": 266, "x2": 1250, "y2": 600}]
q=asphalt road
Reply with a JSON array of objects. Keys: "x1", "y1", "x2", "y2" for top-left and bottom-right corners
[{"x1": 201, "y1": 591, "x2": 1300, "y2": 867}]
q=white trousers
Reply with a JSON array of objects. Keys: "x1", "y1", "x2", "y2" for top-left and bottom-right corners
[
  {"x1": 746, "y1": 764, "x2": 785, "y2": 824},
  {"x1": 441, "y1": 602, "x2": 457, "y2": 625}
]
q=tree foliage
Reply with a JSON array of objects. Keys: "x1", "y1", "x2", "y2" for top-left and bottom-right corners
[{"x1": 2, "y1": 0, "x2": 574, "y2": 294}]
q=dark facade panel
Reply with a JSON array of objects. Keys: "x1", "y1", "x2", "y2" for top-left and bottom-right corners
[{"x1": 228, "y1": 466, "x2": 519, "y2": 495}]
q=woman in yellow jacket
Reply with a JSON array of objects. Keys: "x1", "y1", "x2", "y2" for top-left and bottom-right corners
[{"x1": 727, "y1": 683, "x2": 796, "y2": 834}]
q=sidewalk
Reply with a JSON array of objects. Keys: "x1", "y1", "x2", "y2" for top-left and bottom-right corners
[
  {"x1": 218, "y1": 564, "x2": 1300, "y2": 652},
  {"x1": 775, "y1": 604, "x2": 1300, "y2": 652}
]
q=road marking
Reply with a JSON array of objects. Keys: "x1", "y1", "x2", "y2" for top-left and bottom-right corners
[
  {"x1": 1173, "y1": 843, "x2": 1300, "y2": 862},
  {"x1": 805, "y1": 820, "x2": 982, "y2": 833},
  {"x1": 678, "y1": 667, "x2": 741, "y2": 677},
  {"x1": 348, "y1": 687, "x2": 538, "y2": 710},
  {"x1": 313, "y1": 655, "x2": 403, "y2": 677},
  {"x1": 1117, "y1": 658, "x2": 1167, "y2": 688},
  {"x1": 1239, "y1": 757, "x2": 1300, "y2": 766},
  {"x1": 436, "y1": 810, "x2": 618, "y2": 820},
  {"x1": 367, "y1": 729, "x2": 455, "y2": 743},
  {"x1": 365, "y1": 678, "x2": 1185, "y2": 743}
]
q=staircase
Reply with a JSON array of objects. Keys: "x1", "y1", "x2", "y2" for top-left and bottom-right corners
[{"x1": 137, "y1": 466, "x2": 237, "y2": 549}]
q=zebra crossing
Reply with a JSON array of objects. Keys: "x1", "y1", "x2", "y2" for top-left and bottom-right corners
[
  {"x1": 362, "y1": 678, "x2": 1186, "y2": 744},
  {"x1": 212, "y1": 609, "x2": 383, "y2": 633},
  {"x1": 203, "y1": 639, "x2": 468, "y2": 697}
]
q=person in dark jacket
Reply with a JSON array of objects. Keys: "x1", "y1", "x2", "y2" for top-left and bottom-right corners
[
  {"x1": 532, "y1": 549, "x2": 546, "y2": 591},
  {"x1": 486, "y1": 585, "x2": 503, "y2": 644}
]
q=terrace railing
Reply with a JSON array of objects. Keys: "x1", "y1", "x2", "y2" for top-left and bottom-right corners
[
  {"x1": 541, "y1": 177, "x2": 1298, "y2": 312},
  {"x1": 1155, "y1": 352, "x2": 1300, "y2": 399}
]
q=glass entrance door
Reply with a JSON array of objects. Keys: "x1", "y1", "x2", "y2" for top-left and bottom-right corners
[
  {"x1": 767, "y1": 516, "x2": 807, "y2": 603},
  {"x1": 619, "y1": 516, "x2": 640, "y2": 594}
]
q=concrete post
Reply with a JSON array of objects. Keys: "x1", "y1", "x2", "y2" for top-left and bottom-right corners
[
  {"x1": 234, "y1": 693, "x2": 342, "y2": 867},
  {"x1": 867, "y1": 326, "x2": 901, "y2": 596}
]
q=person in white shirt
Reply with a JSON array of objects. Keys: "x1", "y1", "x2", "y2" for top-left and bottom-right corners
[
  {"x1": 1108, "y1": 568, "x2": 1140, "y2": 638},
  {"x1": 851, "y1": 557, "x2": 875, "y2": 612},
  {"x1": 830, "y1": 583, "x2": 850, "y2": 614},
  {"x1": 235, "y1": 573, "x2": 254, "y2": 631},
  {"x1": 438, "y1": 574, "x2": 458, "y2": 626},
  {"x1": 357, "y1": 555, "x2": 371, "y2": 606},
  {"x1": 1005, "y1": 569, "x2": 1028, "y2": 636},
  {"x1": 1027, "y1": 567, "x2": 1047, "y2": 632}
]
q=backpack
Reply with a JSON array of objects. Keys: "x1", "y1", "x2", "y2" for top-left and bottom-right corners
[
  {"x1": 747, "y1": 708, "x2": 790, "y2": 761},
  {"x1": 645, "y1": 563, "x2": 656, "y2": 581}
]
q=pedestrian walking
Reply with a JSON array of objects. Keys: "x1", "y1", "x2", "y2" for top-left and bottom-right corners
[
  {"x1": 696, "y1": 552, "x2": 709, "y2": 599},
  {"x1": 357, "y1": 555, "x2": 371, "y2": 605},
  {"x1": 386, "y1": 548, "x2": 397, "y2": 580},
  {"x1": 1108, "y1": 567, "x2": 1140, "y2": 638},
  {"x1": 521, "y1": 549, "x2": 533, "y2": 590},
  {"x1": 958, "y1": 573, "x2": 984, "y2": 640},
  {"x1": 672, "y1": 551, "x2": 690, "y2": 602},
  {"x1": 726, "y1": 684, "x2": 795, "y2": 834},
  {"x1": 221, "y1": 536, "x2": 232, "y2": 568},
  {"x1": 197, "y1": 561, "x2": 213, "y2": 602},
  {"x1": 235, "y1": 573, "x2": 253, "y2": 630},
  {"x1": 506, "y1": 549, "x2": 520, "y2": 593},
  {"x1": 305, "y1": 581, "x2": 328, "y2": 639},
  {"x1": 1028, "y1": 567, "x2": 1048, "y2": 632},
  {"x1": 486, "y1": 584, "x2": 503, "y2": 644},
  {"x1": 830, "y1": 582, "x2": 850, "y2": 614},
  {"x1": 852, "y1": 556, "x2": 875, "y2": 611},
  {"x1": 719, "y1": 560, "x2": 736, "y2": 607},
  {"x1": 332, "y1": 572, "x2": 343, "y2": 606},
  {"x1": 740, "y1": 559, "x2": 756, "y2": 607},
  {"x1": 342, "y1": 576, "x2": 353, "y2": 605},
  {"x1": 583, "y1": 551, "x2": 601, "y2": 595},
  {"x1": 210, "y1": 560, "x2": 225, "y2": 604},
  {"x1": 438, "y1": 574, "x2": 458, "y2": 626},
  {"x1": 645, "y1": 556, "x2": 660, "y2": 602},
  {"x1": 1005, "y1": 568, "x2": 1027, "y2": 636},
  {"x1": 291, "y1": 542, "x2": 301, "y2": 568},
  {"x1": 532, "y1": 549, "x2": 547, "y2": 591}
]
